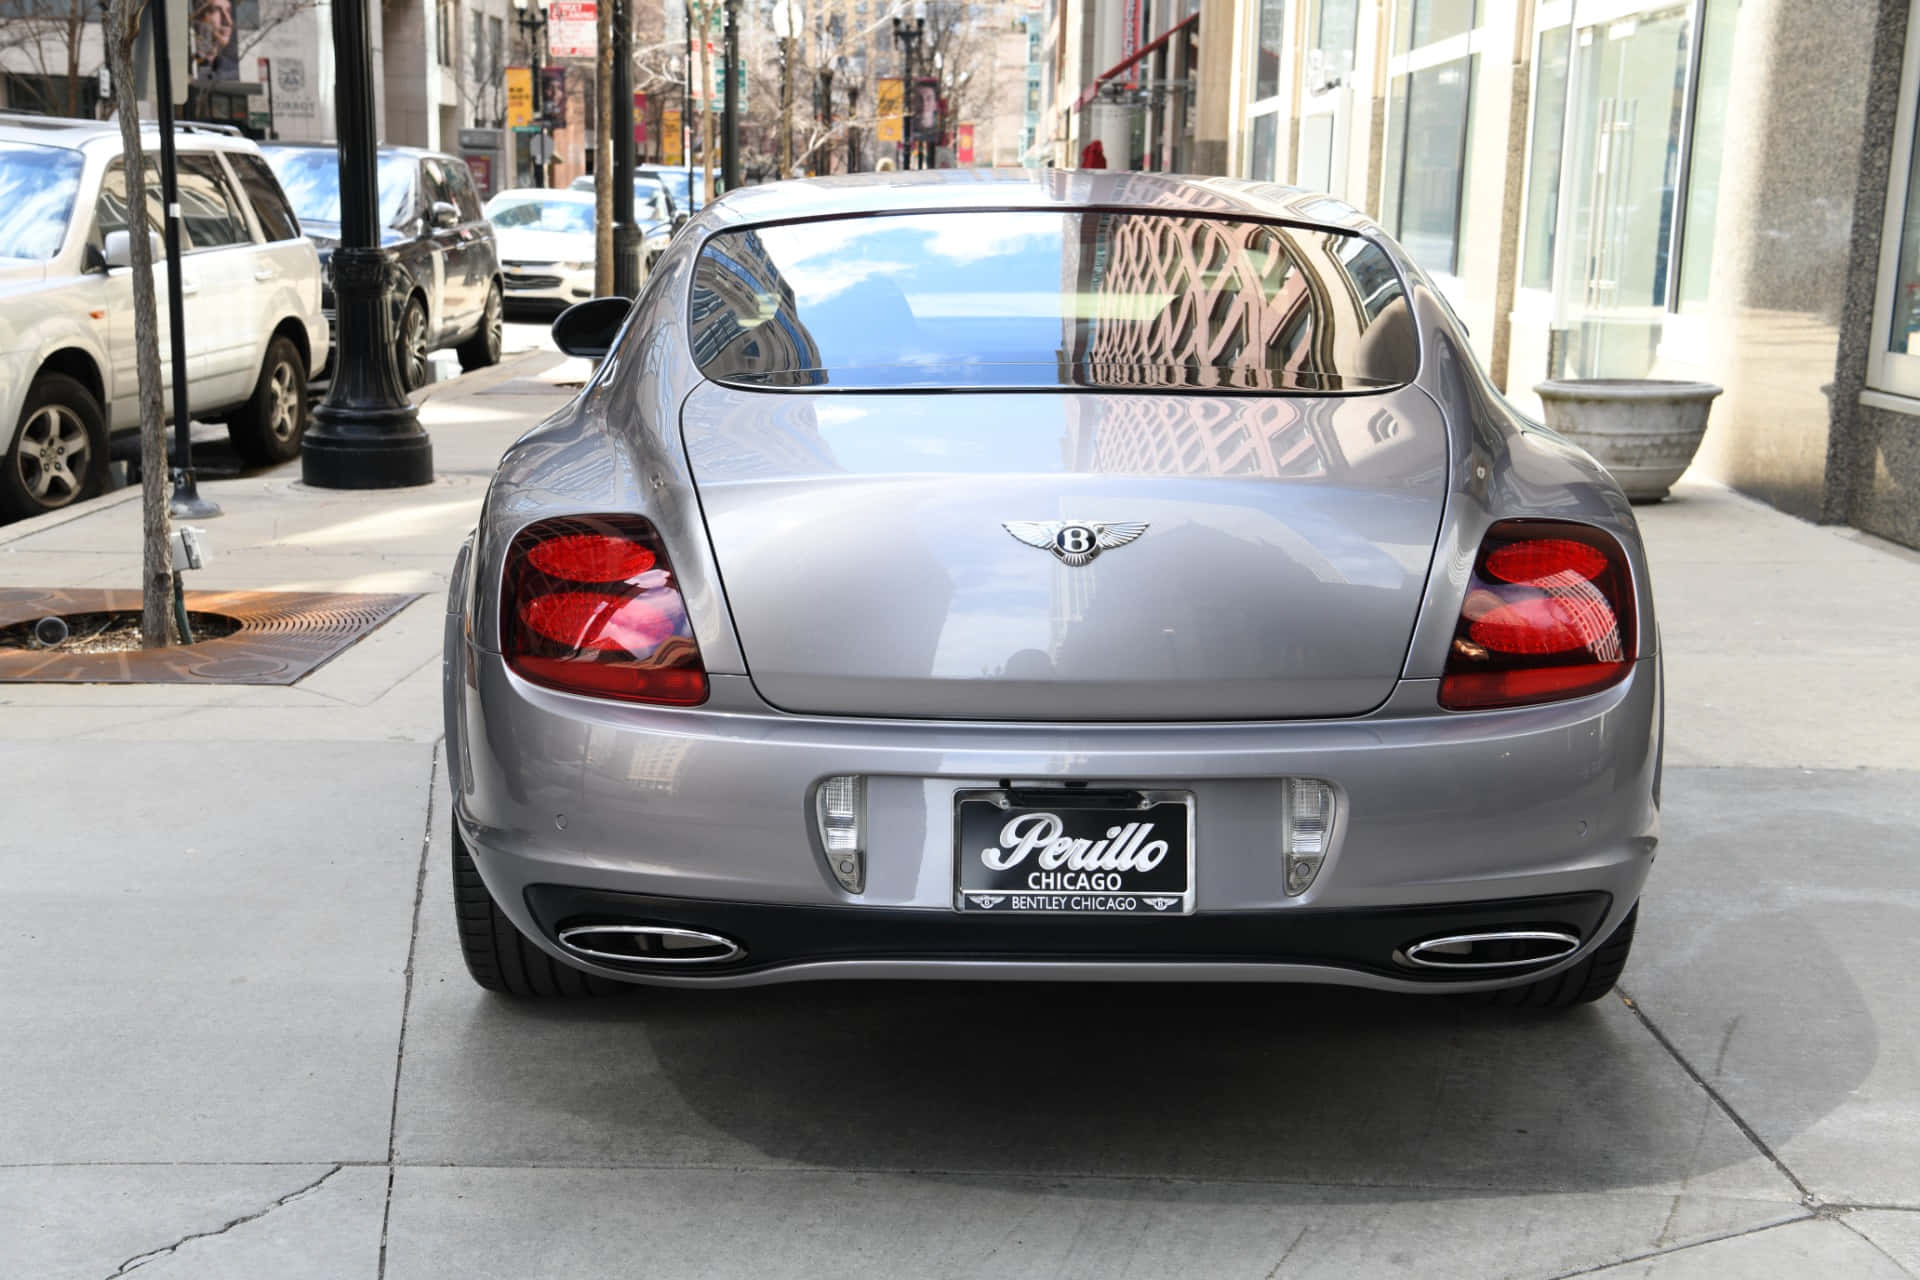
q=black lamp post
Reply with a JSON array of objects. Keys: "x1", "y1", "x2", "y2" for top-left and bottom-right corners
[
  {"x1": 300, "y1": 0, "x2": 432, "y2": 489},
  {"x1": 890, "y1": 14, "x2": 923, "y2": 169},
  {"x1": 513, "y1": 0, "x2": 549, "y2": 187}
]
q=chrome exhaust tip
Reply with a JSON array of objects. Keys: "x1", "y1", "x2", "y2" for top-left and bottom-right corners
[
  {"x1": 556, "y1": 924, "x2": 746, "y2": 966},
  {"x1": 1394, "y1": 929, "x2": 1581, "y2": 971}
]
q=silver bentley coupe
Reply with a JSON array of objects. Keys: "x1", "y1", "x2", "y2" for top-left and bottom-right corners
[{"x1": 443, "y1": 171, "x2": 1660, "y2": 1009}]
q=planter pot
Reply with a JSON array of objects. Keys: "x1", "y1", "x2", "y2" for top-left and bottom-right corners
[{"x1": 1532, "y1": 379, "x2": 1722, "y2": 503}]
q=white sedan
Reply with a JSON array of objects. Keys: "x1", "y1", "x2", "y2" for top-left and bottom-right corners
[{"x1": 484, "y1": 189, "x2": 600, "y2": 313}]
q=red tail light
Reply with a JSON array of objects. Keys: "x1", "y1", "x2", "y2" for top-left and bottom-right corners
[
  {"x1": 1438, "y1": 520, "x2": 1636, "y2": 711},
  {"x1": 501, "y1": 515, "x2": 708, "y2": 705}
]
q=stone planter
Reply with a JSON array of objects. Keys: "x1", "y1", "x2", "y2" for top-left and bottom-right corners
[{"x1": 1533, "y1": 379, "x2": 1722, "y2": 503}]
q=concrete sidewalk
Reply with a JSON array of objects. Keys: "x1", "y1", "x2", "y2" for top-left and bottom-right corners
[{"x1": 1, "y1": 369, "x2": 1916, "y2": 1279}]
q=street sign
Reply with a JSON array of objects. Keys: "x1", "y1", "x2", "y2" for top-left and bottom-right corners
[
  {"x1": 876, "y1": 77, "x2": 903, "y2": 144},
  {"x1": 505, "y1": 67, "x2": 533, "y2": 127},
  {"x1": 549, "y1": 1, "x2": 596, "y2": 58}
]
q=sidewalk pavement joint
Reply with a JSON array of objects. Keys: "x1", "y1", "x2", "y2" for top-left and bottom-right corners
[
  {"x1": 1543, "y1": 1213, "x2": 1817, "y2": 1280},
  {"x1": 1619, "y1": 989, "x2": 1816, "y2": 1206}
]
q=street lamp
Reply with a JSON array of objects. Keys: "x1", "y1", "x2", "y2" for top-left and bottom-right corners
[
  {"x1": 512, "y1": 0, "x2": 550, "y2": 188},
  {"x1": 301, "y1": 0, "x2": 432, "y2": 489},
  {"x1": 889, "y1": 12, "x2": 923, "y2": 170}
]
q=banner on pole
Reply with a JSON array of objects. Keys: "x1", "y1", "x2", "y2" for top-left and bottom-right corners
[
  {"x1": 548, "y1": 1, "x2": 597, "y2": 58},
  {"x1": 506, "y1": 67, "x2": 534, "y2": 127},
  {"x1": 662, "y1": 108, "x2": 683, "y2": 164},
  {"x1": 634, "y1": 91, "x2": 648, "y2": 146},
  {"x1": 876, "y1": 77, "x2": 903, "y2": 144},
  {"x1": 957, "y1": 122, "x2": 974, "y2": 165}
]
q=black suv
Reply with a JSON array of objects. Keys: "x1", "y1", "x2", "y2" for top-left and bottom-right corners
[{"x1": 262, "y1": 145, "x2": 503, "y2": 391}]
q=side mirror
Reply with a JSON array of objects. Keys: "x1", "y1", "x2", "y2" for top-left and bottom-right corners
[
  {"x1": 551, "y1": 296, "x2": 631, "y2": 360},
  {"x1": 83, "y1": 242, "x2": 108, "y2": 274},
  {"x1": 428, "y1": 200, "x2": 460, "y2": 231},
  {"x1": 671, "y1": 211, "x2": 690, "y2": 233},
  {"x1": 101, "y1": 228, "x2": 159, "y2": 270}
]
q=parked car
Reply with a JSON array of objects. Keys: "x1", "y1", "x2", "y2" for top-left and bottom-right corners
[
  {"x1": 638, "y1": 163, "x2": 703, "y2": 215},
  {"x1": 262, "y1": 144, "x2": 502, "y2": 392},
  {"x1": 484, "y1": 188, "x2": 598, "y2": 314},
  {"x1": 565, "y1": 172, "x2": 678, "y2": 267},
  {"x1": 443, "y1": 172, "x2": 1661, "y2": 1008},
  {"x1": 0, "y1": 114, "x2": 329, "y2": 520}
]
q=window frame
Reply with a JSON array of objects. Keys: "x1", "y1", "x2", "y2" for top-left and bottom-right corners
[{"x1": 1868, "y1": 0, "x2": 1920, "y2": 398}]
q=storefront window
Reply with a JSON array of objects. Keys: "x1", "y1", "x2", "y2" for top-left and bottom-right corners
[
  {"x1": 1677, "y1": 0, "x2": 1737, "y2": 310},
  {"x1": 1522, "y1": 25, "x2": 1571, "y2": 292},
  {"x1": 1250, "y1": 111, "x2": 1279, "y2": 182},
  {"x1": 1553, "y1": 6, "x2": 1690, "y2": 377},
  {"x1": 1871, "y1": 0, "x2": 1920, "y2": 395},
  {"x1": 1394, "y1": 0, "x2": 1476, "y2": 55},
  {"x1": 1255, "y1": 0, "x2": 1287, "y2": 101},
  {"x1": 1314, "y1": 0, "x2": 1360, "y2": 74},
  {"x1": 1384, "y1": 57, "x2": 1474, "y2": 274}
]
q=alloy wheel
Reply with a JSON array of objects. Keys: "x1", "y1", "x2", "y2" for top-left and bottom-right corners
[
  {"x1": 15, "y1": 405, "x2": 89, "y2": 507},
  {"x1": 266, "y1": 358, "x2": 302, "y2": 441},
  {"x1": 402, "y1": 303, "x2": 429, "y2": 389}
]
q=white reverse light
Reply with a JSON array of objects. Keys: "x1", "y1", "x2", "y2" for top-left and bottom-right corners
[
  {"x1": 815, "y1": 775, "x2": 866, "y2": 893},
  {"x1": 1284, "y1": 778, "x2": 1335, "y2": 896}
]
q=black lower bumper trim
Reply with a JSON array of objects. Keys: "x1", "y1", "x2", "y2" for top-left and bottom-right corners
[{"x1": 522, "y1": 887, "x2": 1614, "y2": 982}]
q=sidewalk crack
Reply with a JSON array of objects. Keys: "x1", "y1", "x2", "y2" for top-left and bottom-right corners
[
  {"x1": 103, "y1": 1165, "x2": 342, "y2": 1277},
  {"x1": 1618, "y1": 987, "x2": 1815, "y2": 1205}
]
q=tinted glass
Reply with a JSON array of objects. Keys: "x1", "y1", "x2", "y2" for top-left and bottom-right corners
[
  {"x1": 442, "y1": 158, "x2": 484, "y2": 220},
  {"x1": 176, "y1": 155, "x2": 251, "y2": 248},
  {"x1": 226, "y1": 151, "x2": 301, "y2": 240},
  {"x1": 264, "y1": 148, "x2": 416, "y2": 228},
  {"x1": 0, "y1": 142, "x2": 84, "y2": 259},
  {"x1": 690, "y1": 211, "x2": 1417, "y2": 392},
  {"x1": 94, "y1": 160, "x2": 168, "y2": 242}
]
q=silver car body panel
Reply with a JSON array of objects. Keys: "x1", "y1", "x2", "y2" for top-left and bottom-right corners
[{"x1": 446, "y1": 170, "x2": 1661, "y2": 991}]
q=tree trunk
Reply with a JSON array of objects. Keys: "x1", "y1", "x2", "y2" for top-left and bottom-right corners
[
  {"x1": 104, "y1": 0, "x2": 176, "y2": 648},
  {"x1": 594, "y1": 0, "x2": 614, "y2": 296}
]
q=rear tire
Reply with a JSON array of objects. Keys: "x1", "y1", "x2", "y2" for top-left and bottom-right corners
[
  {"x1": 451, "y1": 819, "x2": 624, "y2": 997},
  {"x1": 226, "y1": 334, "x2": 309, "y2": 466},
  {"x1": 1465, "y1": 905, "x2": 1637, "y2": 1010}
]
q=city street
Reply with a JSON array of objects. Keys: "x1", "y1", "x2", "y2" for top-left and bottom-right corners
[{"x1": 0, "y1": 351, "x2": 1915, "y2": 1278}]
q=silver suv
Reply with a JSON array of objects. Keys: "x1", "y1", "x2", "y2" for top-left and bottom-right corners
[{"x1": 0, "y1": 114, "x2": 329, "y2": 522}]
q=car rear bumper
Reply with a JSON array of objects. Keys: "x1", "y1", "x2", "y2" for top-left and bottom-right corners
[{"x1": 448, "y1": 648, "x2": 1661, "y2": 991}]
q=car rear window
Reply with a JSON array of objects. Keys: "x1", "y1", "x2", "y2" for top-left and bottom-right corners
[{"x1": 688, "y1": 210, "x2": 1418, "y2": 392}]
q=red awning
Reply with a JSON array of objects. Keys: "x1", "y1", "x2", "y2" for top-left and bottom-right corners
[{"x1": 1073, "y1": 12, "x2": 1199, "y2": 111}]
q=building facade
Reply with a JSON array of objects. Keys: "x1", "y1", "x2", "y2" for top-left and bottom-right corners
[{"x1": 1042, "y1": 0, "x2": 1920, "y2": 548}]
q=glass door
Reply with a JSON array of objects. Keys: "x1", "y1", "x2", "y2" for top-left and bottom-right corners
[{"x1": 1552, "y1": 5, "x2": 1691, "y2": 378}]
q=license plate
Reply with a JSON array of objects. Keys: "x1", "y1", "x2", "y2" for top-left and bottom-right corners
[{"x1": 954, "y1": 789, "x2": 1193, "y2": 915}]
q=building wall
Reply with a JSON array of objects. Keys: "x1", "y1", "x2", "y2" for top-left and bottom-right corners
[{"x1": 1682, "y1": 0, "x2": 1880, "y2": 523}]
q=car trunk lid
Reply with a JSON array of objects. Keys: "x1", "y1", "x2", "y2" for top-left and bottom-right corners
[{"x1": 680, "y1": 384, "x2": 1449, "y2": 721}]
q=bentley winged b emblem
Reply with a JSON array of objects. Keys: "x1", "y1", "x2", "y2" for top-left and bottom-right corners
[{"x1": 1002, "y1": 520, "x2": 1150, "y2": 567}]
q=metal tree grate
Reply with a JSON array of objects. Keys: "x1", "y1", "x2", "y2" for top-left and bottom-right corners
[{"x1": 0, "y1": 588, "x2": 420, "y2": 685}]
